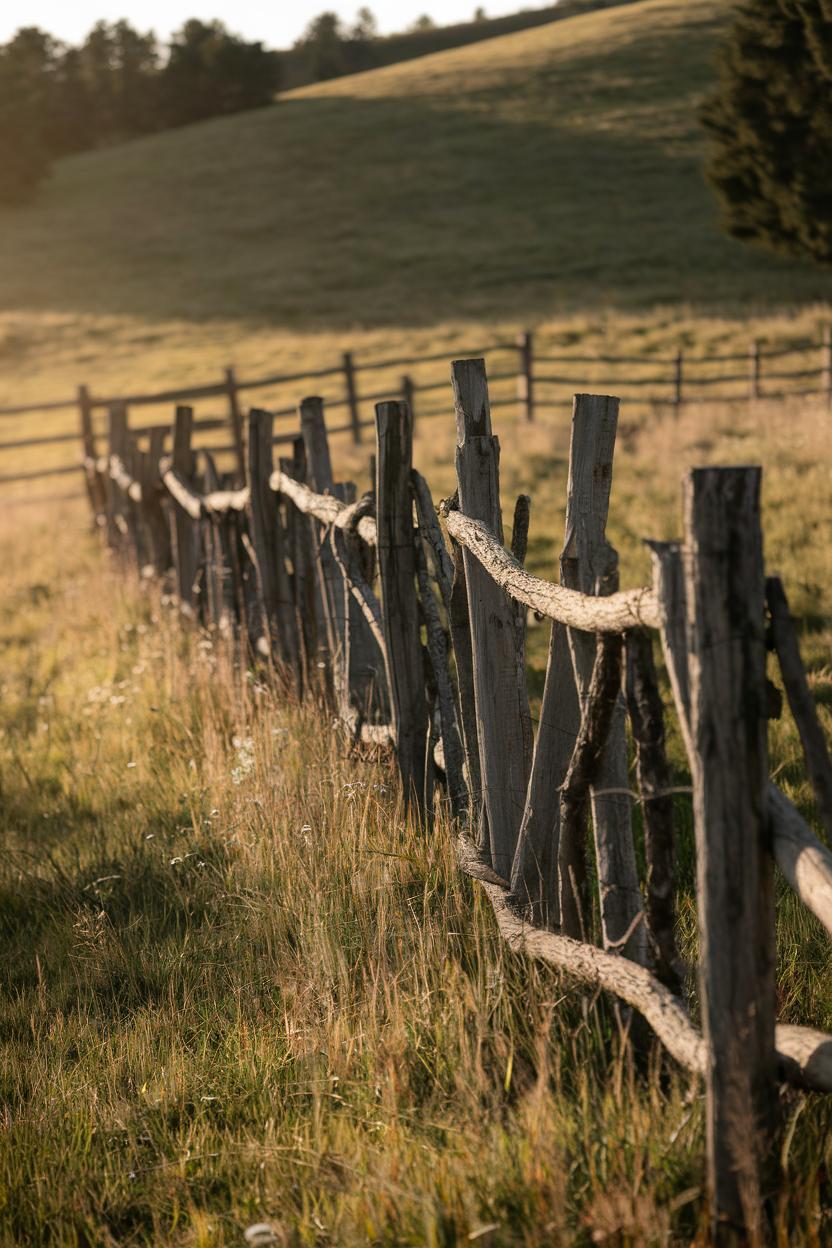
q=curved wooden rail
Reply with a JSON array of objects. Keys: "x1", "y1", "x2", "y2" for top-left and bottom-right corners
[
  {"x1": 270, "y1": 469, "x2": 377, "y2": 545},
  {"x1": 443, "y1": 508, "x2": 660, "y2": 632}
]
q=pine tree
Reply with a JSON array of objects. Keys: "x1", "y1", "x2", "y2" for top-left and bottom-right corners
[{"x1": 702, "y1": 0, "x2": 832, "y2": 265}]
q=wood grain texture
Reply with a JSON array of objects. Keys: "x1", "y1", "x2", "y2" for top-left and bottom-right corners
[
  {"x1": 684, "y1": 466, "x2": 777, "y2": 1241},
  {"x1": 453, "y1": 358, "x2": 532, "y2": 880},
  {"x1": 375, "y1": 400, "x2": 429, "y2": 815},
  {"x1": 170, "y1": 405, "x2": 200, "y2": 613},
  {"x1": 559, "y1": 395, "x2": 646, "y2": 965}
]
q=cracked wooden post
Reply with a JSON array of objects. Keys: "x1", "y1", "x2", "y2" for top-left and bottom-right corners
[
  {"x1": 453, "y1": 358, "x2": 532, "y2": 879},
  {"x1": 375, "y1": 399, "x2": 429, "y2": 815},
  {"x1": 170, "y1": 405, "x2": 200, "y2": 614},
  {"x1": 685, "y1": 466, "x2": 777, "y2": 1242},
  {"x1": 558, "y1": 394, "x2": 646, "y2": 965},
  {"x1": 248, "y1": 408, "x2": 301, "y2": 689}
]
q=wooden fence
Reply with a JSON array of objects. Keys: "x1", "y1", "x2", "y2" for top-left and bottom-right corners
[
  {"x1": 2, "y1": 325, "x2": 832, "y2": 507},
  {"x1": 80, "y1": 358, "x2": 832, "y2": 1242}
]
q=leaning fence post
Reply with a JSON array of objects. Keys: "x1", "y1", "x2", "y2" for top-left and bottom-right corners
[
  {"x1": 224, "y1": 366, "x2": 245, "y2": 480},
  {"x1": 248, "y1": 408, "x2": 301, "y2": 689},
  {"x1": 343, "y1": 351, "x2": 362, "y2": 445},
  {"x1": 684, "y1": 466, "x2": 777, "y2": 1241},
  {"x1": 375, "y1": 399, "x2": 429, "y2": 815},
  {"x1": 517, "y1": 330, "x2": 534, "y2": 422},
  {"x1": 453, "y1": 358, "x2": 532, "y2": 879},
  {"x1": 170, "y1": 405, "x2": 200, "y2": 613}
]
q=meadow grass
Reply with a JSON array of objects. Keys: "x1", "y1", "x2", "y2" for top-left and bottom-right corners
[{"x1": 2, "y1": 391, "x2": 832, "y2": 1244}]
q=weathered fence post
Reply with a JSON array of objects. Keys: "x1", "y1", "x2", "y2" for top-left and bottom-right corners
[
  {"x1": 673, "y1": 349, "x2": 684, "y2": 415},
  {"x1": 517, "y1": 330, "x2": 534, "y2": 423},
  {"x1": 749, "y1": 339, "x2": 761, "y2": 401},
  {"x1": 375, "y1": 399, "x2": 429, "y2": 815},
  {"x1": 453, "y1": 358, "x2": 532, "y2": 878},
  {"x1": 343, "y1": 351, "x2": 362, "y2": 445},
  {"x1": 684, "y1": 466, "x2": 777, "y2": 1242},
  {"x1": 301, "y1": 396, "x2": 344, "y2": 701},
  {"x1": 139, "y1": 426, "x2": 172, "y2": 575},
  {"x1": 224, "y1": 366, "x2": 245, "y2": 480},
  {"x1": 823, "y1": 325, "x2": 832, "y2": 407},
  {"x1": 77, "y1": 383, "x2": 104, "y2": 522},
  {"x1": 107, "y1": 404, "x2": 130, "y2": 553},
  {"x1": 248, "y1": 408, "x2": 301, "y2": 688},
  {"x1": 558, "y1": 394, "x2": 646, "y2": 964},
  {"x1": 170, "y1": 405, "x2": 200, "y2": 613}
]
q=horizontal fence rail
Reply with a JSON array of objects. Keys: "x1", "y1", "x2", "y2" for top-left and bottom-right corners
[{"x1": 2, "y1": 326, "x2": 831, "y2": 508}]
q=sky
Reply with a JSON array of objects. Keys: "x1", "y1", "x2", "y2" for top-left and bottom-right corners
[{"x1": 0, "y1": 1, "x2": 550, "y2": 48}]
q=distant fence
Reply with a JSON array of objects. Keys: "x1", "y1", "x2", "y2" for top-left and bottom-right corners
[
  {"x1": 82, "y1": 353, "x2": 832, "y2": 1242},
  {"x1": 2, "y1": 325, "x2": 831, "y2": 507}
]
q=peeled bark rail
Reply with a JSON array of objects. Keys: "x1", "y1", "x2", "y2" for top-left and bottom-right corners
[{"x1": 442, "y1": 509, "x2": 660, "y2": 632}]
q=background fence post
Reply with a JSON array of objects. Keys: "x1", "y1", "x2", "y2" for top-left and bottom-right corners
[
  {"x1": 517, "y1": 330, "x2": 534, "y2": 422},
  {"x1": 673, "y1": 349, "x2": 684, "y2": 415},
  {"x1": 453, "y1": 358, "x2": 532, "y2": 879},
  {"x1": 343, "y1": 351, "x2": 362, "y2": 445},
  {"x1": 375, "y1": 399, "x2": 429, "y2": 815},
  {"x1": 684, "y1": 465, "x2": 777, "y2": 1241},
  {"x1": 224, "y1": 366, "x2": 245, "y2": 480},
  {"x1": 401, "y1": 374, "x2": 415, "y2": 429},
  {"x1": 749, "y1": 339, "x2": 761, "y2": 400},
  {"x1": 823, "y1": 324, "x2": 832, "y2": 407}
]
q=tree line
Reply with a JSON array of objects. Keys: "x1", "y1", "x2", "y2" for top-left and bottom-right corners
[{"x1": 0, "y1": 20, "x2": 281, "y2": 204}]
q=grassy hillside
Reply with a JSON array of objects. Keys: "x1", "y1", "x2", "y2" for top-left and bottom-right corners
[{"x1": 0, "y1": 0, "x2": 826, "y2": 343}]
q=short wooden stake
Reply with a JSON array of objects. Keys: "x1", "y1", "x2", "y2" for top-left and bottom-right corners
[
  {"x1": 684, "y1": 466, "x2": 777, "y2": 1241},
  {"x1": 375, "y1": 399, "x2": 429, "y2": 815},
  {"x1": 453, "y1": 358, "x2": 532, "y2": 879}
]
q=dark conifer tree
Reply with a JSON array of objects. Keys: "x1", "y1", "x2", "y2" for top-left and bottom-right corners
[{"x1": 702, "y1": 0, "x2": 832, "y2": 265}]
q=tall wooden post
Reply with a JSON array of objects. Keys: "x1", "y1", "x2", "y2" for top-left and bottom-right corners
[
  {"x1": 107, "y1": 404, "x2": 130, "y2": 552},
  {"x1": 224, "y1": 366, "x2": 245, "y2": 480},
  {"x1": 557, "y1": 394, "x2": 646, "y2": 964},
  {"x1": 684, "y1": 466, "x2": 777, "y2": 1241},
  {"x1": 343, "y1": 351, "x2": 362, "y2": 445},
  {"x1": 170, "y1": 405, "x2": 200, "y2": 613},
  {"x1": 375, "y1": 399, "x2": 429, "y2": 816},
  {"x1": 453, "y1": 358, "x2": 532, "y2": 879},
  {"x1": 517, "y1": 330, "x2": 534, "y2": 422},
  {"x1": 77, "y1": 383, "x2": 102, "y2": 522},
  {"x1": 248, "y1": 409, "x2": 301, "y2": 689},
  {"x1": 749, "y1": 340, "x2": 761, "y2": 400},
  {"x1": 140, "y1": 426, "x2": 172, "y2": 575},
  {"x1": 401, "y1": 374, "x2": 415, "y2": 429},
  {"x1": 822, "y1": 325, "x2": 832, "y2": 407}
]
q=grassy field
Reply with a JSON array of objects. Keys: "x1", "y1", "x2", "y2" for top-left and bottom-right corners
[
  {"x1": 2, "y1": 0, "x2": 832, "y2": 1239},
  {"x1": 2, "y1": 392, "x2": 832, "y2": 1245}
]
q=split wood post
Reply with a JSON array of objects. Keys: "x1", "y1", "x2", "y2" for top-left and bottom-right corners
[
  {"x1": 453, "y1": 358, "x2": 532, "y2": 879},
  {"x1": 749, "y1": 340, "x2": 761, "y2": 401},
  {"x1": 624, "y1": 629, "x2": 682, "y2": 994},
  {"x1": 248, "y1": 408, "x2": 301, "y2": 689},
  {"x1": 200, "y1": 451, "x2": 227, "y2": 631},
  {"x1": 123, "y1": 436, "x2": 148, "y2": 570},
  {"x1": 449, "y1": 534, "x2": 487, "y2": 852},
  {"x1": 823, "y1": 325, "x2": 832, "y2": 407},
  {"x1": 375, "y1": 399, "x2": 429, "y2": 815},
  {"x1": 343, "y1": 351, "x2": 362, "y2": 444},
  {"x1": 684, "y1": 466, "x2": 777, "y2": 1241},
  {"x1": 77, "y1": 384, "x2": 102, "y2": 522},
  {"x1": 558, "y1": 394, "x2": 646, "y2": 965},
  {"x1": 224, "y1": 366, "x2": 245, "y2": 480},
  {"x1": 301, "y1": 396, "x2": 345, "y2": 706},
  {"x1": 140, "y1": 426, "x2": 173, "y2": 575},
  {"x1": 517, "y1": 330, "x2": 534, "y2": 422},
  {"x1": 170, "y1": 405, "x2": 200, "y2": 613},
  {"x1": 673, "y1": 349, "x2": 684, "y2": 415},
  {"x1": 401, "y1": 375, "x2": 415, "y2": 430}
]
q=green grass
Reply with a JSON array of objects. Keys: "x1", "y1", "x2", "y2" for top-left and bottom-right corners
[{"x1": 3, "y1": 391, "x2": 832, "y2": 1244}]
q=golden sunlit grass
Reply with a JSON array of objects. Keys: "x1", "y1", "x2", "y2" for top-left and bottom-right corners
[{"x1": 2, "y1": 389, "x2": 832, "y2": 1244}]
